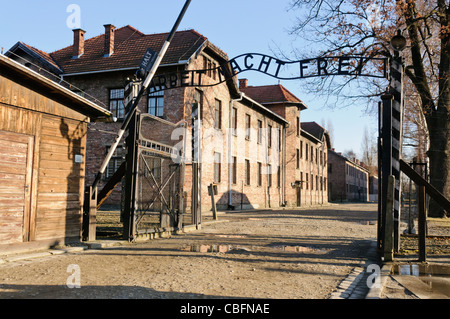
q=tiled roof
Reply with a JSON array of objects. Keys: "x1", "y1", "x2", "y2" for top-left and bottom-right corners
[
  {"x1": 301, "y1": 121, "x2": 332, "y2": 148},
  {"x1": 6, "y1": 42, "x2": 63, "y2": 74},
  {"x1": 240, "y1": 84, "x2": 306, "y2": 109},
  {"x1": 301, "y1": 122, "x2": 326, "y2": 140},
  {"x1": 49, "y1": 25, "x2": 207, "y2": 74},
  {"x1": 21, "y1": 43, "x2": 63, "y2": 72}
]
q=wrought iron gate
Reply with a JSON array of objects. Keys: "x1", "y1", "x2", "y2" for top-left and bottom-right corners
[
  {"x1": 135, "y1": 149, "x2": 183, "y2": 233},
  {"x1": 122, "y1": 113, "x2": 189, "y2": 240}
]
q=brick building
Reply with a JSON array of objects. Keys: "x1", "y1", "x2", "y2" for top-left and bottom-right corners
[
  {"x1": 239, "y1": 81, "x2": 330, "y2": 207},
  {"x1": 6, "y1": 24, "x2": 331, "y2": 216},
  {"x1": 327, "y1": 149, "x2": 369, "y2": 202}
]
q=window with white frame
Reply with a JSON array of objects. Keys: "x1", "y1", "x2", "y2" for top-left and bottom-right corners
[
  {"x1": 148, "y1": 87, "x2": 164, "y2": 118},
  {"x1": 109, "y1": 88, "x2": 125, "y2": 119}
]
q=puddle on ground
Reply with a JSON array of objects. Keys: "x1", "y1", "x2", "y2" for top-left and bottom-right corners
[
  {"x1": 181, "y1": 243, "x2": 327, "y2": 254},
  {"x1": 392, "y1": 263, "x2": 450, "y2": 298},
  {"x1": 214, "y1": 235, "x2": 247, "y2": 238},
  {"x1": 272, "y1": 245, "x2": 326, "y2": 254},
  {"x1": 358, "y1": 221, "x2": 376, "y2": 225},
  {"x1": 181, "y1": 244, "x2": 232, "y2": 253},
  {"x1": 393, "y1": 263, "x2": 450, "y2": 276}
]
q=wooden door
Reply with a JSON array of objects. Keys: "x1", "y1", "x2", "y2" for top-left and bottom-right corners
[
  {"x1": 0, "y1": 130, "x2": 34, "y2": 244},
  {"x1": 296, "y1": 187, "x2": 301, "y2": 207}
]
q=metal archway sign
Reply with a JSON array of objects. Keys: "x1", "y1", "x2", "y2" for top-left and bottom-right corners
[{"x1": 147, "y1": 53, "x2": 388, "y2": 92}]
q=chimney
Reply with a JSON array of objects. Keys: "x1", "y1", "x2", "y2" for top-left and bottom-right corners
[
  {"x1": 104, "y1": 24, "x2": 116, "y2": 57},
  {"x1": 239, "y1": 78, "x2": 248, "y2": 89},
  {"x1": 73, "y1": 29, "x2": 86, "y2": 59}
]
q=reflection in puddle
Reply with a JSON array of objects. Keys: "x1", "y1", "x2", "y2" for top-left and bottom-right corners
[
  {"x1": 274, "y1": 245, "x2": 325, "y2": 253},
  {"x1": 214, "y1": 235, "x2": 247, "y2": 238},
  {"x1": 181, "y1": 244, "x2": 232, "y2": 253},
  {"x1": 181, "y1": 243, "x2": 327, "y2": 255},
  {"x1": 393, "y1": 263, "x2": 450, "y2": 298},
  {"x1": 393, "y1": 264, "x2": 450, "y2": 277}
]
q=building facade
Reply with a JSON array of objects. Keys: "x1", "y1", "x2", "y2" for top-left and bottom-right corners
[
  {"x1": 239, "y1": 81, "x2": 330, "y2": 207},
  {"x1": 6, "y1": 24, "x2": 331, "y2": 217},
  {"x1": 327, "y1": 149, "x2": 370, "y2": 202}
]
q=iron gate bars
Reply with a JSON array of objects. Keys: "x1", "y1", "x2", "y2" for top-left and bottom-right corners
[{"x1": 135, "y1": 154, "x2": 180, "y2": 231}]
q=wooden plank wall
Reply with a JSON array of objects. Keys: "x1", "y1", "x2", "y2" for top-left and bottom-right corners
[
  {"x1": 35, "y1": 115, "x2": 87, "y2": 241},
  {"x1": 0, "y1": 104, "x2": 41, "y2": 243},
  {"x1": 0, "y1": 73, "x2": 88, "y2": 245}
]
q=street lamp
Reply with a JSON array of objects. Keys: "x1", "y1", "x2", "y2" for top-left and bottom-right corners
[{"x1": 390, "y1": 30, "x2": 407, "y2": 52}]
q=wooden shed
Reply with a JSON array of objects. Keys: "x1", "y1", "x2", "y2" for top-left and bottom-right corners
[{"x1": 0, "y1": 55, "x2": 111, "y2": 254}]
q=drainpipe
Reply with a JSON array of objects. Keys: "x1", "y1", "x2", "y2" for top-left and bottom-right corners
[
  {"x1": 282, "y1": 122, "x2": 289, "y2": 206},
  {"x1": 228, "y1": 93, "x2": 244, "y2": 208}
]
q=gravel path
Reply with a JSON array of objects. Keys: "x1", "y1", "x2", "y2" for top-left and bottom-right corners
[{"x1": 0, "y1": 203, "x2": 379, "y2": 299}]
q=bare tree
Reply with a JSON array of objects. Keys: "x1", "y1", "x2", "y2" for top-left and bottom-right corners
[
  {"x1": 361, "y1": 126, "x2": 377, "y2": 169},
  {"x1": 287, "y1": 0, "x2": 449, "y2": 217}
]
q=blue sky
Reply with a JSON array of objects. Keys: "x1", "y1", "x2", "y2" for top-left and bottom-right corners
[{"x1": 0, "y1": 0, "x2": 381, "y2": 156}]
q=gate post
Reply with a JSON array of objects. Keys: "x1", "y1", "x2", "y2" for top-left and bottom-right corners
[
  {"x1": 378, "y1": 55, "x2": 404, "y2": 255},
  {"x1": 122, "y1": 79, "x2": 141, "y2": 241},
  {"x1": 390, "y1": 55, "x2": 404, "y2": 252},
  {"x1": 384, "y1": 175, "x2": 395, "y2": 262},
  {"x1": 380, "y1": 93, "x2": 392, "y2": 254}
]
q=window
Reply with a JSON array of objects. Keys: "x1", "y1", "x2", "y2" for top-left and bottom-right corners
[
  {"x1": 245, "y1": 159, "x2": 251, "y2": 185},
  {"x1": 232, "y1": 156, "x2": 237, "y2": 184},
  {"x1": 148, "y1": 87, "x2": 164, "y2": 118},
  {"x1": 300, "y1": 172, "x2": 303, "y2": 189},
  {"x1": 257, "y1": 120, "x2": 263, "y2": 144},
  {"x1": 300, "y1": 141, "x2": 303, "y2": 158},
  {"x1": 143, "y1": 157, "x2": 161, "y2": 180},
  {"x1": 257, "y1": 162, "x2": 262, "y2": 186},
  {"x1": 105, "y1": 145, "x2": 124, "y2": 179},
  {"x1": 305, "y1": 143, "x2": 309, "y2": 161},
  {"x1": 214, "y1": 152, "x2": 221, "y2": 183},
  {"x1": 306, "y1": 173, "x2": 309, "y2": 190},
  {"x1": 297, "y1": 117, "x2": 300, "y2": 136},
  {"x1": 194, "y1": 89, "x2": 203, "y2": 119},
  {"x1": 245, "y1": 114, "x2": 251, "y2": 140},
  {"x1": 296, "y1": 149, "x2": 300, "y2": 169},
  {"x1": 268, "y1": 164, "x2": 272, "y2": 188},
  {"x1": 109, "y1": 88, "x2": 125, "y2": 119},
  {"x1": 214, "y1": 99, "x2": 222, "y2": 129},
  {"x1": 277, "y1": 166, "x2": 281, "y2": 188},
  {"x1": 311, "y1": 145, "x2": 314, "y2": 162},
  {"x1": 203, "y1": 55, "x2": 216, "y2": 79},
  {"x1": 231, "y1": 107, "x2": 237, "y2": 135},
  {"x1": 316, "y1": 175, "x2": 319, "y2": 190},
  {"x1": 278, "y1": 128, "x2": 281, "y2": 150},
  {"x1": 268, "y1": 125, "x2": 272, "y2": 148}
]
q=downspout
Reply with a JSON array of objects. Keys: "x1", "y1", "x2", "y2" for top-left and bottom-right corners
[
  {"x1": 282, "y1": 122, "x2": 289, "y2": 206},
  {"x1": 228, "y1": 93, "x2": 244, "y2": 208},
  {"x1": 320, "y1": 140, "x2": 324, "y2": 205}
]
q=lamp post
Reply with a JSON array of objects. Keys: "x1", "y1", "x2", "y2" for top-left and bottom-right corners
[
  {"x1": 379, "y1": 30, "x2": 407, "y2": 256},
  {"x1": 390, "y1": 30, "x2": 407, "y2": 53}
]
